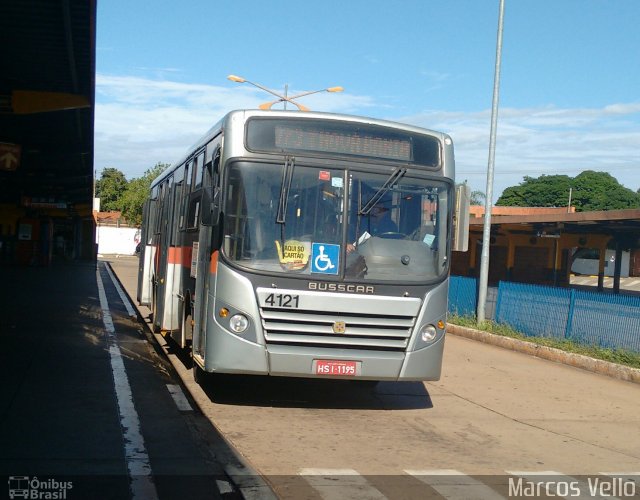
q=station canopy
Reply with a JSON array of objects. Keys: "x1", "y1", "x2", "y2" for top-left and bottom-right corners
[{"x1": 0, "y1": 0, "x2": 96, "y2": 208}]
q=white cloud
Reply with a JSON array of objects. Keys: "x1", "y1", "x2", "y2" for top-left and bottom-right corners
[
  {"x1": 399, "y1": 105, "x2": 640, "y2": 199},
  {"x1": 95, "y1": 74, "x2": 640, "y2": 200},
  {"x1": 94, "y1": 74, "x2": 374, "y2": 177}
]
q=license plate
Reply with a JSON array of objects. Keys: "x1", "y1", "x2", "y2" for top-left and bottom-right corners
[{"x1": 315, "y1": 360, "x2": 357, "y2": 377}]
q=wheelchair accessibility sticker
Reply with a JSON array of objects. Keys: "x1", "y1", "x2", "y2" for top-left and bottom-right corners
[{"x1": 311, "y1": 243, "x2": 339, "y2": 275}]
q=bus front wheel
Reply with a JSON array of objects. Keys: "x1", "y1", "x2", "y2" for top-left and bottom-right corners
[{"x1": 193, "y1": 362, "x2": 207, "y2": 384}]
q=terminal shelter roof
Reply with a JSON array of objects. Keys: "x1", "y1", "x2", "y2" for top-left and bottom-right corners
[
  {"x1": 470, "y1": 208, "x2": 640, "y2": 246},
  {"x1": 0, "y1": 0, "x2": 96, "y2": 208}
]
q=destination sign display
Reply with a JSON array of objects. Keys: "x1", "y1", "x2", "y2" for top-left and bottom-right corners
[
  {"x1": 247, "y1": 118, "x2": 441, "y2": 168},
  {"x1": 274, "y1": 125, "x2": 411, "y2": 161}
]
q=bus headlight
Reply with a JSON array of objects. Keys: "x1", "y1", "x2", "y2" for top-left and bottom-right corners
[
  {"x1": 420, "y1": 324, "x2": 438, "y2": 343},
  {"x1": 229, "y1": 314, "x2": 249, "y2": 333}
]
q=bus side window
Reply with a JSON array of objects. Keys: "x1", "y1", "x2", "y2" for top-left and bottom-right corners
[
  {"x1": 187, "y1": 197, "x2": 201, "y2": 229},
  {"x1": 154, "y1": 183, "x2": 164, "y2": 235},
  {"x1": 179, "y1": 163, "x2": 190, "y2": 229},
  {"x1": 193, "y1": 153, "x2": 204, "y2": 189},
  {"x1": 200, "y1": 147, "x2": 221, "y2": 226},
  {"x1": 187, "y1": 152, "x2": 205, "y2": 229}
]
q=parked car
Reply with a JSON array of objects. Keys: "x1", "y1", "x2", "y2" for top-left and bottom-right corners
[{"x1": 571, "y1": 247, "x2": 630, "y2": 277}]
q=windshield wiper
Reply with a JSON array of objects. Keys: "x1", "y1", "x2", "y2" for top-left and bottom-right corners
[
  {"x1": 276, "y1": 156, "x2": 295, "y2": 224},
  {"x1": 359, "y1": 166, "x2": 407, "y2": 215}
]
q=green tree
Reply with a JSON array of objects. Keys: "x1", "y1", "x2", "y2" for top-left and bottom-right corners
[
  {"x1": 457, "y1": 180, "x2": 486, "y2": 205},
  {"x1": 120, "y1": 162, "x2": 168, "y2": 226},
  {"x1": 496, "y1": 174, "x2": 573, "y2": 207},
  {"x1": 496, "y1": 171, "x2": 640, "y2": 211},
  {"x1": 470, "y1": 189, "x2": 486, "y2": 205},
  {"x1": 95, "y1": 167, "x2": 128, "y2": 211},
  {"x1": 571, "y1": 170, "x2": 640, "y2": 211}
]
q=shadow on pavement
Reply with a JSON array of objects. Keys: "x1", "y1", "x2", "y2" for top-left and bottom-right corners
[{"x1": 197, "y1": 372, "x2": 434, "y2": 411}]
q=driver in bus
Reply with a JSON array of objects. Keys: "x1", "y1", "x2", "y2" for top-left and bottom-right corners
[
  {"x1": 346, "y1": 202, "x2": 398, "y2": 254},
  {"x1": 367, "y1": 204, "x2": 398, "y2": 236}
]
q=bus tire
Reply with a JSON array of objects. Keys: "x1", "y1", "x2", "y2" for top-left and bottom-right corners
[
  {"x1": 150, "y1": 284, "x2": 158, "y2": 334},
  {"x1": 193, "y1": 362, "x2": 207, "y2": 384},
  {"x1": 181, "y1": 296, "x2": 193, "y2": 346}
]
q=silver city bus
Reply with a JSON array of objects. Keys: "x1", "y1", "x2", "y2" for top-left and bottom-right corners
[{"x1": 138, "y1": 109, "x2": 456, "y2": 382}]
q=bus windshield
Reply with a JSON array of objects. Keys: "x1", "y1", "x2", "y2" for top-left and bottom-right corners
[{"x1": 223, "y1": 160, "x2": 450, "y2": 283}]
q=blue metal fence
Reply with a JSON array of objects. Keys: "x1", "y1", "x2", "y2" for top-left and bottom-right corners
[
  {"x1": 494, "y1": 282, "x2": 571, "y2": 339},
  {"x1": 448, "y1": 275, "x2": 477, "y2": 317},
  {"x1": 448, "y1": 276, "x2": 640, "y2": 353},
  {"x1": 569, "y1": 290, "x2": 640, "y2": 351}
]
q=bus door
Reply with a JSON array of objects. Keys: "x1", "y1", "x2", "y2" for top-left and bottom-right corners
[
  {"x1": 166, "y1": 176, "x2": 184, "y2": 333},
  {"x1": 155, "y1": 175, "x2": 174, "y2": 331},
  {"x1": 137, "y1": 199, "x2": 155, "y2": 306},
  {"x1": 192, "y1": 146, "x2": 220, "y2": 364}
]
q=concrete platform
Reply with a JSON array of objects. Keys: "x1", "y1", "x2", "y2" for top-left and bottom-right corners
[{"x1": 0, "y1": 259, "x2": 252, "y2": 499}]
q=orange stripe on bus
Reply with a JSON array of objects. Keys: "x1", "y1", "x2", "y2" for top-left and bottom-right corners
[
  {"x1": 168, "y1": 246, "x2": 182, "y2": 264},
  {"x1": 210, "y1": 250, "x2": 218, "y2": 274},
  {"x1": 182, "y1": 246, "x2": 193, "y2": 268},
  {"x1": 167, "y1": 245, "x2": 194, "y2": 267}
]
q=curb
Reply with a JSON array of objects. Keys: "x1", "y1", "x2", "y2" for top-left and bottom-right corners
[
  {"x1": 447, "y1": 324, "x2": 640, "y2": 385},
  {"x1": 104, "y1": 261, "x2": 277, "y2": 500}
]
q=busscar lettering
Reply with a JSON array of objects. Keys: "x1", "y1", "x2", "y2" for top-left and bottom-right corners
[{"x1": 308, "y1": 282, "x2": 375, "y2": 294}]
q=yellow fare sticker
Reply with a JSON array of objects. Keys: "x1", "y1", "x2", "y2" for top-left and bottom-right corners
[{"x1": 275, "y1": 239, "x2": 311, "y2": 271}]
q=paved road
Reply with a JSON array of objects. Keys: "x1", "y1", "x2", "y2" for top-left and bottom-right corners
[
  {"x1": 571, "y1": 274, "x2": 640, "y2": 294},
  {"x1": 108, "y1": 256, "x2": 640, "y2": 499}
]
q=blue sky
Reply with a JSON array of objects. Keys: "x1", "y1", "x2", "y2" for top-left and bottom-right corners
[{"x1": 95, "y1": 0, "x2": 640, "y2": 201}]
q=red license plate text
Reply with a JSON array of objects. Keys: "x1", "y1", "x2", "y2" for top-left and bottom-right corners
[{"x1": 315, "y1": 360, "x2": 357, "y2": 376}]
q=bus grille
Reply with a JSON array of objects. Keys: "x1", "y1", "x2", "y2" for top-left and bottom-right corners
[{"x1": 259, "y1": 308, "x2": 416, "y2": 352}]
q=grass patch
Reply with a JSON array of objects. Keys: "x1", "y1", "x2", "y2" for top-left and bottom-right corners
[{"x1": 448, "y1": 313, "x2": 640, "y2": 370}]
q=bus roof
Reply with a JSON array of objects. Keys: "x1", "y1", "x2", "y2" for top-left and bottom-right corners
[{"x1": 151, "y1": 109, "x2": 452, "y2": 188}]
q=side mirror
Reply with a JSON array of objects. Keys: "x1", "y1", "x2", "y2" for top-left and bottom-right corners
[{"x1": 452, "y1": 184, "x2": 470, "y2": 252}]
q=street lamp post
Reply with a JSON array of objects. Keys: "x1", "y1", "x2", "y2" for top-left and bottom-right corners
[
  {"x1": 477, "y1": 0, "x2": 506, "y2": 324},
  {"x1": 227, "y1": 74, "x2": 343, "y2": 111}
]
